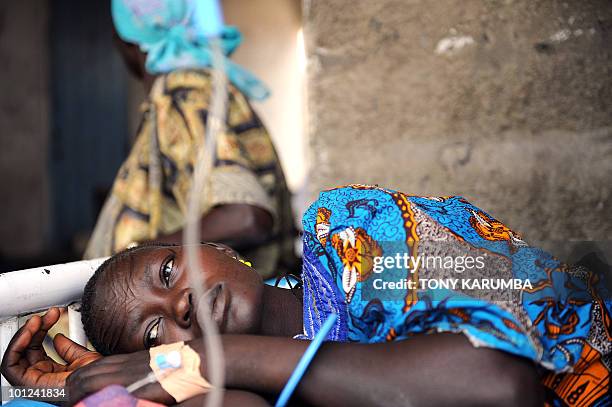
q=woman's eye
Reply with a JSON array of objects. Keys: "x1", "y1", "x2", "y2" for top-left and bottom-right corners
[
  {"x1": 145, "y1": 319, "x2": 161, "y2": 349},
  {"x1": 160, "y1": 257, "x2": 174, "y2": 287}
]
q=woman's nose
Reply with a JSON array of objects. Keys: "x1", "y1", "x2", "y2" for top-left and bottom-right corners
[{"x1": 172, "y1": 288, "x2": 194, "y2": 329}]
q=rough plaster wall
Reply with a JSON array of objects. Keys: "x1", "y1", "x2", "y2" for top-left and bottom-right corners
[
  {"x1": 305, "y1": 0, "x2": 611, "y2": 246},
  {"x1": 0, "y1": 0, "x2": 49, "y2": 257}
]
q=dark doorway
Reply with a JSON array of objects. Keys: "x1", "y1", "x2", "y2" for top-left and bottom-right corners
[{"x1": 49, "y1": 0, "x2": 129, "y2": 256}]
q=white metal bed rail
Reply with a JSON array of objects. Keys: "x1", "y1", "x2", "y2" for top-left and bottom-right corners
[{"x1": 0, "y1": 257, "x2": 107, "y2": 402}]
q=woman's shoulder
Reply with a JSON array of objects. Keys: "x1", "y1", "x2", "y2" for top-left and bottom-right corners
[{"x1": 147, "y1": 69, "x2": 271, "y2": 139}]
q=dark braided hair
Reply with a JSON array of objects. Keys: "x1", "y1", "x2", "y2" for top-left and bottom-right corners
[{"x1": 81, "y1": 243, "x2": 177, "y2": 355}]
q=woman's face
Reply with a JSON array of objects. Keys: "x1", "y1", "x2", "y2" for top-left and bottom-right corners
[{"x1": 93, "y1": 244, "x2": 264, "y2": 354}]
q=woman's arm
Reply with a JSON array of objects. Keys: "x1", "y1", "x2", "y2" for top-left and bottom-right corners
[
  {"x1": 213, "y1": 333, "x2": 543, "y2": 407},
  {"x1": 61, "y1": 333, "x2": 543, "y2": 407},
  {"x1": 154, "y1": 203, "x2": 273, "y2": 251},
  {"x1": 177, "y1": 391, "x2": 270, "y2": 407}
]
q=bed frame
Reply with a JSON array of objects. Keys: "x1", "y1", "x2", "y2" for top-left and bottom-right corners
[{"x1": 0, "y1": 258, "x2": 106, "y2": 404}]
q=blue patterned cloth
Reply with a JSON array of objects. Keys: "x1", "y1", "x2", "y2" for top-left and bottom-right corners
[
  {"x1": 299, "y1": 185, "x2": 611, "y2": 406},
  {"x1": 3, "y1": 402, "x2": 55, "y2": 407}
]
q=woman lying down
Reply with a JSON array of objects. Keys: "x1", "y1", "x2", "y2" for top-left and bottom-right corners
[{"x1": 2, "y1": 185, "x2": 611, "y2": 406}]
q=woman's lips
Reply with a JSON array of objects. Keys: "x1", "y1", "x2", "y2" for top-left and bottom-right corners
[
  {"x1": 195, "y1": 283, "x2": 230, "y2": 333},
  {"x1": 196, "y1": 285, "x2": 219, "y2": 328},
  {"x1": 210, "y1": 283, "x2": 229, "y2": 332}
]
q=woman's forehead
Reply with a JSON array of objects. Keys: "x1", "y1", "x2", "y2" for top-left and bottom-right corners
[{"x1": 122, "y1": 245, "x2": 176, "y2": 272}]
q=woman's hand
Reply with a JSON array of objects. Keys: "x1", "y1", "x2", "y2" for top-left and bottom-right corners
[
  {"x1": 64, "y1": 351, "x2": 174, "y2": 406},
  {"x1": 0, "y1": 307, "x2": 102, "y2": 388}
]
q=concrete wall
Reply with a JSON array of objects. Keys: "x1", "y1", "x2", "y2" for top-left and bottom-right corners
[
  {"x1": 0, "y1": 0, "x2": 50, "y2": 258},
  {"x1": 304, "y1": 0, "x2": 611, "y2": 245}
]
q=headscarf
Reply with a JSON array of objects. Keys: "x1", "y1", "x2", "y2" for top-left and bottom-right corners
[{"x1": 111, "y1": 0, "x2": 270, "y2": 100}]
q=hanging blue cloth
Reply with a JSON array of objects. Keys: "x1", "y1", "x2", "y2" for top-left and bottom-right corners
[{"x1": 112, "y1": 0, "x2": 270, "y2": 101}]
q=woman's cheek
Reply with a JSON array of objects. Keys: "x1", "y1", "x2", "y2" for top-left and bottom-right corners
[{"x1": 162, "y1": 323, "x2": 197, "y2": 345}]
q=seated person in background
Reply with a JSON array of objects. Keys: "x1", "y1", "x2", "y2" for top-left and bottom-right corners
[
  {"x1": 85, "y1": 0, "x2": 297, "y2": 279},
  {"x1": 4, "y1": 185, "x2": 611, "y2": 406}
]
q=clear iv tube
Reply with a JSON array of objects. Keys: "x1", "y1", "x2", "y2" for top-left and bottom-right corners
[{"x1": 183, "y1": 36, "x2": 228, "y2": 407}]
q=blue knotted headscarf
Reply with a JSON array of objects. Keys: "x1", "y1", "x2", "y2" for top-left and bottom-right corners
[{"x1": 112, "y1": 0, "x2": 270, "y2": 100}]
